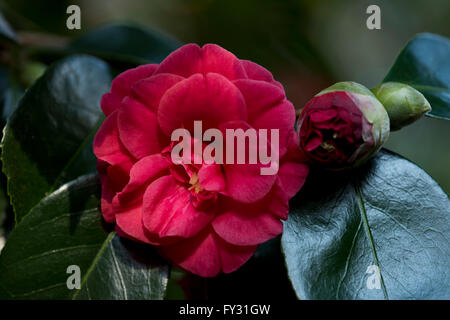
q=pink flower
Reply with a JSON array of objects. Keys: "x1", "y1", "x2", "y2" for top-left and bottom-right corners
[
  {"x1": 297, "y1": 82, "x2": 390, "y2": 169},
  {"x1": 93, "y1": 43, "x2": 309, "y2": 277}
]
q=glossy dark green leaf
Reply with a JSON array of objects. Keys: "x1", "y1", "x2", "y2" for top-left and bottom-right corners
[
  {"x1": 282, "y1": 149, "x2": 450, "y2": 300},
  {"x1": 384, "y1": 33, "x2": 450, "y2": 120},
  {"x1": 68, "y1": 23, "x2": 181, "y2": 64},
  {"x1": 0, "y1": 204, "x2": 5, "y2": 253},
  {"x1": 1, "y1": 55, "x2": 111, "y2": 223},
  {"x1": 73, "y1": 233, "x2": 170, "y2": 300},
  {"x1": 0, "y1": 66, "x2": 22, "y2": 124},
  {"x1": 0, "y1": 174, "x2": 169, "y2": 300},
  {"x1": 0, "y1": 11, "x2": 17, "y2": 43},
  {"x1": 0, "y1": 66, "x2": 11, "y2": 124}
]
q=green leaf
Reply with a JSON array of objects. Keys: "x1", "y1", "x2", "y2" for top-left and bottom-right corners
[
  {"x1": 0, "y1": 66, "x2": 22, "y2": 124},
  {"x1": 0, "y1": 203, "x2": 5, "y2": 254},
  {"x1": 1, "y1": 54, "x2": 111, "y2": 223},
  {"x1": 383, "y1": 33, "x2": 450, "y2": 120},
  {"x1": 68, "y1": 23, "x2": 182, "y2": 64},
  {"x1": 0, "y1": 174, "x2": 169, "y2": 300},
  {"x1": 0, "y1": 11, "x2": 17, "y2": 43},
  {"x1": 282, "y1": 149, "x2": 450, "y2": 300}
]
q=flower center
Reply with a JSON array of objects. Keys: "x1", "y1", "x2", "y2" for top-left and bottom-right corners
[
  {"x1": 320, "y1": 132, "x2": 338, "y2": 152},
  {"x1": 187, "y1": 171, "x2": 218, "y2": 210},
  {"x1": 320, "y1": 141, "x2": 336, "y2": 152},
  {"x1": 188, "y1": 172, "x2": 203, "y2": 194}
]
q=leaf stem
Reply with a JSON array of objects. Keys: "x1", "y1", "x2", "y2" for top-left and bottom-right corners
[
  {"x1": 354, "y1": 182, "x2": 389, "y2": 300},
  {"x1": 72, "y1": 231, "x2": 116, "y2": 300}
]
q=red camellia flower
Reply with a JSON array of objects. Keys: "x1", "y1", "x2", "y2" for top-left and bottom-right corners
[
  {"x1": 297, "y1": 82, "x2": 390, "y2": 169},
  {"x1": 93, "y1": 43, "x2": 309, "y2": 277}
]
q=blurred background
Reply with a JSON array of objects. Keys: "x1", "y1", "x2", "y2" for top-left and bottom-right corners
[{"x1": 0, "y1": 0, "x2": 449, "y2": 192}]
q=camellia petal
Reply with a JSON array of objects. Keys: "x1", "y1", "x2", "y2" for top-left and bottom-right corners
[
  {"x1": 233, "y1": 79, "x2": 285, "y2": 121},
  {"x1": 251, "y1": 100, "x2": 296, "y2": 157},
  {"x1": 240, "y1": 59, "x2": 284, "y2": 89},
  {"x1": 101, "y1": 64, "x2": 157, "y2": 116},
  {"x1": 118, "y1": 97, "x2": 168, "y2": 159},
  {"x1": 212, "y1": 201, "x2": 283, "y2": 246},
  {"x1": 115, "y1": 205, "x2": 156, "y2": 245},
  {"x1": 111, "y1": 64, "x2": 158, "y2": 98},
  {"x1": 93, "y1": 111, "x2": 134, "y2": 167},
  {"x1": 155, "y1": 43, "x2": 247, "y2": 80},
  {"x1": 197, "y1": 163, "x2": 226, "y2": 193},
  {"x1": 142, "y1": 176, "x2": 215, "y2": 239},
  {"x1": 215, "y1": 235, "x2": 257, "y2": 274},
  {"x1": 200, "y1": 44, "x2": 248, "y2": 80},
  {"x1": 161, "y1": 227, "x2": 257, "y2": 277},
  {"x1": 100, "y1": 92, "x2": 122, "y2": 117},
  {"x1": 117, "y1": 154, "x2": 171, "y2": 206},
  {"x1": 98, "y1": 162, "x2": 129, "y2": 223},
  {"x1": 277, "y1": 162, "x2": 309, "y2": 199},
  {"x1": 131, "y1": 73, "x2": 184, "y2": 112},
  {"x1": 219, "y1": 120, "x2": 277, "y2": 203},
  {"x1": 158, "y1": 73, "x2": 247, "y2": 135}
]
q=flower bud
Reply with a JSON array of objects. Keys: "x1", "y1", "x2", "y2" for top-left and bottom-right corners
[
  {"x1": 297, "y1": 81, "x2": 390, "y2": 169},
  {"x1": 371, "y1": 82, "x2": 431, "y2": 131}
]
